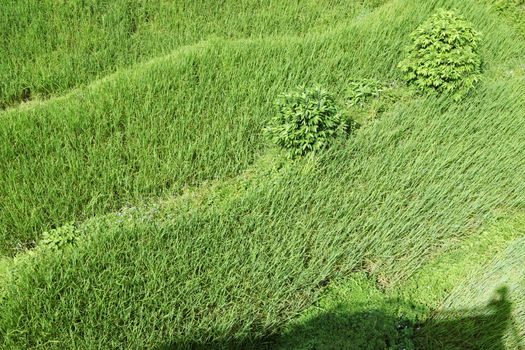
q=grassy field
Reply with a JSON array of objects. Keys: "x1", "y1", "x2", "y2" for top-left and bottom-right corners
[
  {"x1": 0, "y1": 0, "x2": 383, "y2": 109},
  {"x1": 268, "y1": 214, "x2": 525, "y2": 349},
  {"x1": 1, "y1": 0, "x2": 522, "y2": 252},
  {"x1": 1, "y1": 0, "x2": 525, "y2": 349},
  {"x1": 0, "y1": 0, "x2": 395, "y2": 252}
]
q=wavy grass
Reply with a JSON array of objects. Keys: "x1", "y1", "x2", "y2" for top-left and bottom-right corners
[
  {"x1": 1, "y1": 0, "x2": 525, "y2": 348},
  {"x1": 1, "y1": 0, "x2": 522, "y2": 253},
  {"x1": 3, "y1": 70, "x2": 525, "y2": 349},
  {"x1": 0, "y1": 0, "x2": 384, "y2": 109},
  {"x1": 0, "y1": 0, "x2": 422, "y2": 252}
]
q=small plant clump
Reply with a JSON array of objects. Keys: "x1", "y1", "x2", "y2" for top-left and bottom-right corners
[
  {"x1": 39, "y1": 223, "x2": 79, "y2": 251},
  {"x1": 346, "y1": 79, "x2": 385, "y2": 108},
  {"x1": 398, "y1": 9, "x2": 482, "y2": 100},
  {"x1": 266, "y1": 86, "x2": 349, "y2": 158}
]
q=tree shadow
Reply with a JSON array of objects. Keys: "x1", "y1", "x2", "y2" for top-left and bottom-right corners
[
  {"x1": 261, "y1": 304, "x2": 417, "y2": 350},
  {"x1": 413, "y1": 287, "x2": 523, "y2": 350},
  {"x1": 266, "y1": 286, "x2": 523, "y2": 350},
  {"x1": 156, "y1": 286, "x2": 523, "y2": 350}
]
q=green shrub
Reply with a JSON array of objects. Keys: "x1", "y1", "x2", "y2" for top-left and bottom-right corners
[
  {"x1": 346, "y1": 79, "x2": 385, "y2": 108},
  {"x1": 398, "y1": 9, "x2": 482, "y2": 100},
  {"x1": 266, "y1": 86, "x2": 349, "y2": 158},
  {"x1": 39, "y1": 223, "x2": 78, "y2": 251}
]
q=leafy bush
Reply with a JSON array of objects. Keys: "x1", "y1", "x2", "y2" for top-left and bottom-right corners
[
  {"x1": 398, "y1": 9, "x2": 482, "y2": 100},
  {"x1": 40, "y1": 223, "x2": 78, "y2": 251},
  {"x1": 266, "y1": 86, "x2": 349, "y2": 158},
  {"x1": 346, "y1": 79, "x2": 385, "y2": 108}
]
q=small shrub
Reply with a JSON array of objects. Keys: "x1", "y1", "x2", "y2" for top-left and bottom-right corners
[
  {"x1": 346, "y1": 79, "x2": 384, "y2": 108},
  {"x1": 40, "y1": 223, "x2": 78, "y2": 251},
  {"x1": 266, "y1": 86, "x2": 349, "y2": 158},
  {"x1": 398, "y1": 9, "x2": 482, "y2": 100}
]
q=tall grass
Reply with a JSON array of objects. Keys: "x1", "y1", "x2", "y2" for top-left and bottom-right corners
[
  {"x1": 1, "y1": 0, "x2": 525, "y2": 348},
  {"x1": 2, "y1": 73, "x2": 525, "y2": 349},
  {"x1": 1, "y1": 0, "x2": 522, "y2": 253},
  {"x1": 0, "y1": 0, "x2": 413, "y2": 252},
  {"x1": 3, "y1": 54, "x2": 525, "y2": 350},
  {"x1": 0, "y1": 0, "x2": 383, "y2": 108}
]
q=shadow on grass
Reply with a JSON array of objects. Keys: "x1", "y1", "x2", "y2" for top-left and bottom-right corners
[
  {"x1": 157, "y1": 286, "x2": 523, "y2": 350},
  {"x1": 414, "y1": 287, "x2": 523, "y2": 350},
  {"x1": 269, "y1": 286, "x2": 522, "y2": 350}
]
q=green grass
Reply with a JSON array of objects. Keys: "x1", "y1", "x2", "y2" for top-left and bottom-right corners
[
  {"x1": 1, "y1": 0, "x2": 525, "y2": 348},
  {"x1": 0, "y1": 0, "x2": 384, "y2": 109},
  {"x1": 1, "y1": 41, "x2": 266, "y2": 252},
  {"x1": 439, "y1": 237, "x2": 525, "y2": 348},
  {"x1": 0, "y1": 2, "x2": 398, "y2": 252},
  {"x1": 3, "y1": 49, "x2": 525, "y2": 350},
  {"x1": 267, "y1": 214, "x2": 525, "y2": 349},
  {"x1": 489, "y1": 0, "x2": 525, "y2": 37},
  {"x1": 414, "y1": 217, "x2": 525, "y2": 349},
  {"x1": 1, "y1": 0, "x2": 523, "y2": 253},
  {"x1": 265, "y1": 273, "x2": 418, "y2": 350},
  {"x1": 0, "y1": 0, "x2": 492, "y2": 252},
  {"x1": 390, "y1": 214, "x2": 525, "y2": 308},
  {"x1": 0, "y1": 256, "x2": 10, "y2": 296}
]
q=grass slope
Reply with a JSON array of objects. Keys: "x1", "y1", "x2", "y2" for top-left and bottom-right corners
[
  {"x1": 0, "y1": 0, "x2": 383, "y2": 108},
  {"x1": 1, "y1": 0, "x2": 523, "y2": 253},
  {"x1": 269, "y1": 214, "x2": 525, "y2": 349},
  {"x1": 1, "y1": 0, "x2": 525, "y2": 349},
  {"x1": 1, "y1": 0, "x2": 496, "y2": 252},
  {"x1": 3, "y1": 56, "x2": 525, "y2": 350}
]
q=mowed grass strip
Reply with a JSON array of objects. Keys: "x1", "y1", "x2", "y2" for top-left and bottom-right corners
[{"x1": 0, "y1": 0, "x2": 384, "y2": 108}]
